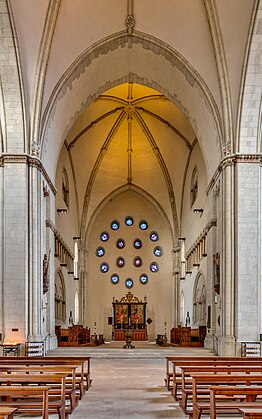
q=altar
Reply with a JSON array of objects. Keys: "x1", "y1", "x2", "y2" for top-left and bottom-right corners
[{"x1": 112, "y1": 291, "x2": 148, "y2": 341}]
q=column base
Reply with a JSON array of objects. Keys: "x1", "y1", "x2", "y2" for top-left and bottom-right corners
[{"x1": 218, "y1": 335, "x2": 236, "y2": 356}]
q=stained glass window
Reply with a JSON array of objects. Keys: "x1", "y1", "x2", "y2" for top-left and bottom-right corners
[
  {"x1": 116, "y1": 239, "x2": 125, "y2": 249},
  {"x1": 111, "y1": 274, "x2": 119, "y2": 284},
  {"x1": 139, "y1": 274, "x2": 148, "y2": 284},
  {"x1": 133, "y1": 239, "x2": 142, "y2": 249},
  {"x1": 100, "y1": 231, "x2": 109, "y2": 242},
  {"x1": 139, "y1": 220, "x2": 148, "y2": 230},
  {"x1": 116, "y1": 257, "x2": 125, "y2": 268},
  {"x1": 111, "y1": 220, "x2": 120, "y2": 230},
  {"x1": 153, "y1": 246, "x2": 163, "y2": 257},
  {"x1": 125, "y1": 216, "x2": 134, "y2": 226},
  {"x1": 150, "y1": 262, "x2": 159, "y2": 272},
  {"x1": 134, "y1": 257, "x2": 142, "y2": 267},
  {"x1": 125, "y1": 278, "x2": 133, "y2": 288},
  {"x1": 96, "y1": 247, "x2": 105, "y2": 257},
  {"x1": 100, "y1": 262, "x2": 109, "y2": 273},
  {"x1": 150, "y1": 231, "x2": 159, "y2": 242}
]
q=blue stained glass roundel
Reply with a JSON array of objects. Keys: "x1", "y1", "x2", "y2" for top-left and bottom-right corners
[
  {"x1": 133, "y1": 239, "x2": 142, "y2": 249},
  {"x1": 150, "y1": 262, "x2": 159, "y2": 273},
  {"x1": 116, "y1": 239, "x2": 125, "y2": 249},
  {"x1": 100, "y1": 231, "x2": 109, "y2": 242},
  {"x1": 96, "y1": 247, "x2": 105, "y2": 257},
  {"x1": 125, "y1": 216, "x2": 134, "y2": 226},
  {"x1": 125, "y1": 278, "x2": 133, "y2": 288},
  {"x1": 150, "y1": 231, "x2": 159, "y2": 242},
  {"x1": 139, "y1": 220, "x2": 148, "y2": 230},
  {"x1": 100, "y1": 262, "x2": 109, "y2": 273},
  {"x1": 111, "y1": 274, "x2": 119, "y2": 284},
  {"x1": 111, "y1": 220, "x2": 120, "y2": 230},
  {"x1": 154, "y1": 246, "x2": 163, "y2": 257},
  {"x1": 139, "y1": 274, "x2": 148, "y2": 284}
]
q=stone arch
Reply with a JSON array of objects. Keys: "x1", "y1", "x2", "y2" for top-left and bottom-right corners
[
  {"x1": 237, "y1": 1, "x2": 262, "y2": 153},
  {"x1": 40, "y1": 31, "x2": 223, "y2": 181},
  {"x1": 0, "y1": 0, "x2": 25, "y2": 153},
  {"x1": 82, "y1": 183, "x2": 175, "y2": 245}
]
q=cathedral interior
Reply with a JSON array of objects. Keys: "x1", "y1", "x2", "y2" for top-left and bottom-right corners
[{"x1": 0, "y1": 0, "x2": 261, "y2": 358}]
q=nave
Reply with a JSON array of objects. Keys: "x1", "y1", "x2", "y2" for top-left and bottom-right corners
[{"x1": 17, "y1": 343, "x2": 245, "y2": 419}]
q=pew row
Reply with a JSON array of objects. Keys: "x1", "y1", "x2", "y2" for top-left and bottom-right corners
[
  {"x1": 0, "y1": 355, "x2": 91, "y2": 394},
  {"x1": 0, "y1": 373, "x2": 68, "y2": 418},
  {"x1": 0, "y1": 386, "x2": 49, "y2": 419},
  {"x1": 190, "y1": 374, "x2": 262, "y2": 419}
]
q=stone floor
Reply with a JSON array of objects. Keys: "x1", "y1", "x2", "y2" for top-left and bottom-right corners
[{"x1": 18, "y1": 342, "x2": 243, "y2": 418}]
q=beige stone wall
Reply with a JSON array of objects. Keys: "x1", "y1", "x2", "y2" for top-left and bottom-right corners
[{"x1": 86, "y1": 189, "x2": 173, "y2": 341}]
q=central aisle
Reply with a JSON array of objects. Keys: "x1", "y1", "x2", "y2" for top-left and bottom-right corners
[{"x1": 45, "y1": 343, "x2": 226, "y2": 418}]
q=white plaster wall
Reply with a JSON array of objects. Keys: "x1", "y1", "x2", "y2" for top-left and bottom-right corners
[{"x1": 86, "y1": 189, "x2": 173, "y2": 342}]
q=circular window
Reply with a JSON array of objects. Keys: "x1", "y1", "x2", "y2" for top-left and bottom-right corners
[
  {"x1": 150, "y1": 231, "x2": 159, "y2": 242},
  {"x1": 139, "y1": 220, "x2": 148, "y2": 230},
  {"x1": 133, "y1": 239, "x2": 142, "y2": 249},
  {"x1": 111, "y1": 274, "x2": 119, "y2": 284},
  {"x1": 100, "y1": 231, "x2": 109, "y2": 242},
  {"x1": 125, "y1": 278, "x2": 133, "y2": 288},
  {"x1": 116, "y1": 257, "x2": 125, "y2": 268},
  {"x1": 125, "y1": 216, "x2": 134, "y2": 226},
  {"x1": 100, "y1": 262, "x2": 109, "y2": 273},
  {"x1": 111, "y1": 220, "x2": 120, "y2": 230},
  {"x1": 139, "y1": 274, "x2": 148, "y2": 285},
  {"x1": 96, "y1": 246, "x2": 105, "y2": 257},
  {"x1": 134, "y1": 257, "x2": 142, "y2": 267},
  {"x1": 150, "y1": 262, "x2": 159, "y2": 273},
  {"x1": 153, "y1": 246, "x2": 163, "y2": 257},
  {"x1": 116, "y1": 239, "x2": 125, "y2": 249}
]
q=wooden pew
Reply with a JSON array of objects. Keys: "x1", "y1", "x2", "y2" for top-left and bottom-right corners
[
  {"x1": 0, "y1": 373, "x2": 68, "y2": 419},
  {"x1": 0, "y1": 386, "x2": 49, "y2": 419},
  {"x1": 166, "y1": 356, "x2": 262, "y2": 396},
  {"x1": 179, "y1": 365, "x2": 262, "y2": 413},
  {"x1": 0, "y1": 407, "x2": 18, "y2": 419},
  {"x1": 209, "y1": 386, "x2": 262, "y2": 419},
  {"x1": 0, "y1": 355, "x2": 91, "y2": 394},
  {"x1": 239, "y1": 407, "x2": 262, "y2": 418},
  {"x1": 190, "y1": 374, "x2": 262, "y2": 419},
  {"x1": 0, "y1": 365, "x2": 78, "y2": 413}
]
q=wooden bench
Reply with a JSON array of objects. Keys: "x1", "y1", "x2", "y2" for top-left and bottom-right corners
[
  {"x1": 0, "y1": 372, "x2": 68, "y2": 419},
  {"x1": 0, "y1": 407, "x2": 18, "y2": 419},
  {"x1": 165, "y1": 355, "x2": 222, "y2": 390},
  {"x1": 209, "y1": 386, "x2": 262, "y2": 419},
  {"x1": 239, "y1": 407, "x2": 262, "y2": 418},
  {"x1": 0, "y1": 355, "x2": 91, "y2": 394},
  {"x1": 0, "y1": 386, "x2": 49, "y2": 419},
  {"x1": 190, "y1": 374, "x2": 262, "y2": 419},
  {"x1": 0, "y1": 365, "x2": 78, "y2": 413},
  {"x1": 179, "y1": 365, "x2": 262, "y2": 413},
  {"x1": 166, "y1": 356, "x2": 262, "y2": 394}
]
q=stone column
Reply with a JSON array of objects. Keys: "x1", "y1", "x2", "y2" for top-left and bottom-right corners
[
  {"x1": 218, "y1": 159, "x2": 236, "y2": 356},
  {"x1": 3, "y1": 160, "x2": 28, "y2": 344},
  {"x1": 235, "y1": 159, "x2": 260, "y2": 350},
  {"x1": 27, "y1": 164, "x2": 42, "y2": 342}
]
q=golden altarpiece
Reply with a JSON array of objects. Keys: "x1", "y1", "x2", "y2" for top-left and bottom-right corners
[{"x1": 112, "y1": 291, "x2": 148, "y2": 341}]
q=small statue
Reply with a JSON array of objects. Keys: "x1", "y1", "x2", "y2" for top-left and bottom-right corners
[
  {"x1": 43, "y1": 251, "x2": 50, "y2": 294},
  {"x1": 69, "y1": 311, "x2": 74, "y2": 325}
]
